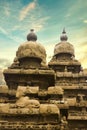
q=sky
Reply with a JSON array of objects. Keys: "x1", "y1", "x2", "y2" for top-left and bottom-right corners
[{"x1": 0, "y1": 0, "x2": 87, "y2": 70}]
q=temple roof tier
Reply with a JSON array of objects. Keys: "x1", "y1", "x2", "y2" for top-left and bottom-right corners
[
  {"x1": 16, "y1": 41, "x2": 46, "y2": 64},
  {"x1": 4, "y1": 68, "x2": 55, "y2": 75},
  {"x1": 54, "y1": 29, "x2": 75, "y2": 57},
  {"x1": 49, "y1": 60, "x2": 81, "y2": 66},
  {"x1": 54, "y1": 42, "x2": 75, "y2": 56},
  {"x1": 56, "y1": 71, "x2": 87, "y2": 78}
]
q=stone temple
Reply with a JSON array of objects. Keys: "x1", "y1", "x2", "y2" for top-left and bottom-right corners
[{"x1": 0, "y1": 29, "x2": 87, "y2": 130}]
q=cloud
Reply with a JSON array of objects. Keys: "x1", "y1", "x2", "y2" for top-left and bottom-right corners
[
  {"x1": 0, "y1": 58, "x2": 11, "y2": 69},
  {"x1": 0, "y1": 0, "x2": 50, "y2": 43},
  {"x1": 79, "y1": 55, "x2": 87, "y2": 69},
  {"x1": 19, "y1": 0, "x2": 36, "y2": 21},
  {"x1": 0, "y1": 27, "x2": 8, "y2": 35},
  {"x1": 83, "y1": 20, "x2": 87, "y2": 23},
  {"x1": 45, "y1": 43, "x2": 55, "y2": 63},
  {"x1": 65, "y1": 13, "x2": 71, "y2": 18},
  {"x1": 4, "y1": 4, "x2": 10, "y2": 16},
  {"x1": 66, "y1": 0, "x2": 87, "y2": 19},
  {"x1": 8, "y1": 35, "x2": 23, "y2": 43},
  {"x1": 75, "y1": 41, "x2": 87, "y2": 68},
  {"x1": 31, "y1": 16, "x2": 50, "y2": 31},
  {"x1": 79, "y1": 42, "x2": 87, "y2": 47},
  {"x1": 11, "y1": 25, "x2": 20, "y2": 31},
  {"x1": 0, "y1": 26, "x2": 23, "y2": 43},
  {"x1": 0, "y1": 69, "x2": 5, "y2": 85}
]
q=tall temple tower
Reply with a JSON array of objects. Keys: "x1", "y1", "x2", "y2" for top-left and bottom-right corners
[
  {"x1": 3, "y1": 29, "x2": 55, "y2": 102},
  {"x1": 0, "y1": 30, "x2": 61, "y2": 130}
]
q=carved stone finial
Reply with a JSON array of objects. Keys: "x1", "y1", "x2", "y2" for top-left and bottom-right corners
[
  {"x1": 62, "y1": 28, "x2": 66, "y2": 34},
  {"x1": 60, "y1": 28, "x2": 68, "y2": 41},
  {"x1": 27, "y1": 29, "x2": 37, "y2": 41}
]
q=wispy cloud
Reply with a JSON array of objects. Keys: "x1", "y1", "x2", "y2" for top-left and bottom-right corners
[
  {"x1": 0, "y1": 58, "x2": 11, "y2": 69},
  {"x1": 45, "y1": 42, "x2": 56, "y2": 63},
  {"x1": 4, "y1": 3, "x2": 10, "y2": 16},
  {"x1": 11, "y1": 25, "x2": 20, "y2": 31},
  {"x1": 31, "y1": 16, "x2": 50, "y2": 31},
  {"x1": 65, "y1": 13, "x2": 71, "y2": 18},
  {"x1": 19, "y1": 0, "x2": 36, "y2": 21},
  {"x1": 0, "y1": 26, "x2": 23, "y2": 43},
  {"x1": 75, "y1": 41, "x2": 87, "y2": 68},
  {"x1": 83, "y1": 20, "x2": 87, "y2": 23},
  {"x1": 79, "y1": 55, "x2": 87, "y2": 69},
  {"x1": 0, "y1": 27, "x2": 8, "y2": 35},
  {"x1": 0, "y1": 69, "x2": 5, "y2": 85},
  {"x1": 65, "y1": 0, "x2": 87, "y2": 19}
]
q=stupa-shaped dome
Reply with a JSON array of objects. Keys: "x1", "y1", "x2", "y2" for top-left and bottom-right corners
[
  {"x1": 16, "y1": 29, "x2": 46, "y2": 66},
  {"x1": 54, "y1": 29, "x2": 75, "y2": 56}
]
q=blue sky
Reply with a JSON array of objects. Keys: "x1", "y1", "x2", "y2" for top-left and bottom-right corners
[{"x1": 0, "y1": 0, "x2": 87, "y2": 69}]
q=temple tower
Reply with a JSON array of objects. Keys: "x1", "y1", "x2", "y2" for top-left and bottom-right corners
[
  {"x1": 3, "y1": 30, "x2": 55, "y2": 102},
  {"x1": 48, "y1": 28, "x2": 81, "y2": 73},
  {"x1": 1, "y1": 30, "x2": 60, "y2": 130}
]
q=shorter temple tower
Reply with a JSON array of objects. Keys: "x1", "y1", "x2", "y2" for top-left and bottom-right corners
[
  {"x1": 48, "y1": 29, "x2": 87, "y2": 129},
  {"x1": 48, "y1": 28, "x2": 81, "y2": 73},
  {"x1": 48, "y1": 29, "x2": 87, "y2": 98}
]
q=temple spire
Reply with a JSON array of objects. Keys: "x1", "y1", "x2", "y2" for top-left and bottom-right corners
[
  {"x1": 62, "y1": 28, "x2": 66, "y2": 34},
  {"x1": 60, "y1": 28, "x2": 68, "y2": 41}
]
